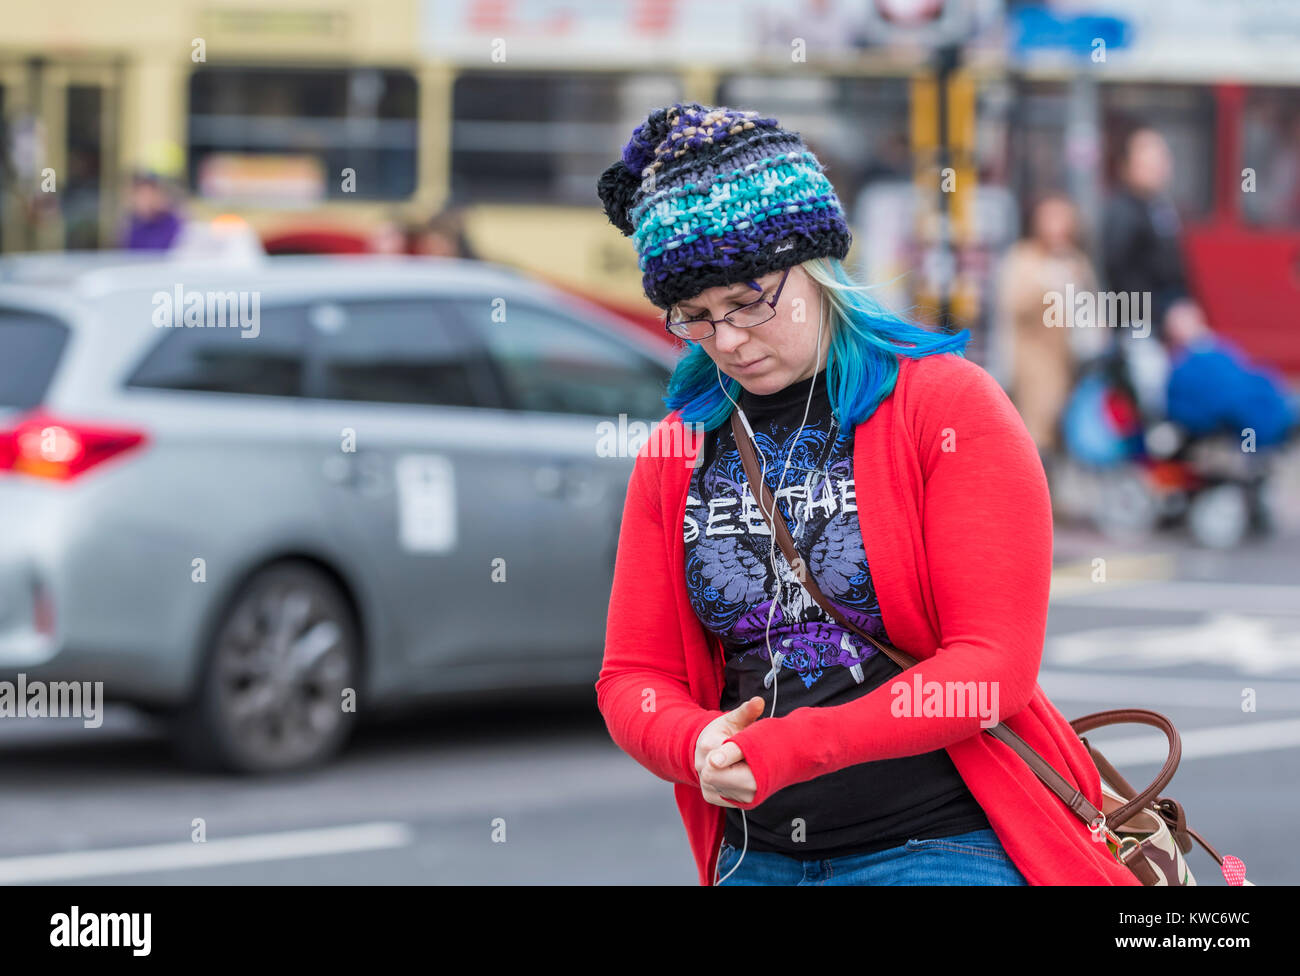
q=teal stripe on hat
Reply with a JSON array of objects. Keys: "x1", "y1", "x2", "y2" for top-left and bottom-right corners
[{"x1": 632, "y1": 161, "x2": 841, "y2": 259}]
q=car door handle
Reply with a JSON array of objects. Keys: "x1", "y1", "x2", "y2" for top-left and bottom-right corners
[
  {"x1": 533, "y1": 462, "x2": 566, "y2": 497},
  {"x1": 322, "y1": 454, "x2": 359, "y2": 487},
  {"x1": 533, "y1": 462, "x2": 606, "y2": 505},
  {"x1": 323, "y1": 452, "x2": 388, "y2": 496},
  {"x1": 562, "y1": 465, "x2": 607, "y2": 506}
]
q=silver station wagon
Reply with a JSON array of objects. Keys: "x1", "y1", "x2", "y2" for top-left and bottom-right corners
[{"x1": 0, "y1": 253, "x2": 676, "y2": 773}]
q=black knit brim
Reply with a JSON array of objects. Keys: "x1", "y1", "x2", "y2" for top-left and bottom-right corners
[{"x1": 645, "y1": 227, "x2": 852, "y2": 310}]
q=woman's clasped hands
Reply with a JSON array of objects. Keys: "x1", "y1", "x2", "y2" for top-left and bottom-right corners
[{"x1": 694, "y1": 696, "x2": 764, "y2": 807}]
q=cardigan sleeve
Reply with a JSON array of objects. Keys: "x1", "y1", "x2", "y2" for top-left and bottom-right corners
[
  {"x1": 595, "y1": 433, "x2": 725, "y2": 788},
  {"x1": 720, "y1": 360, "x2": 1052, "y2": 809}
]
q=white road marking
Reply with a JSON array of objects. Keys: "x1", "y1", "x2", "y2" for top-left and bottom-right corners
[
  {"x1": 1080, "y1": 718, "x2": 1300, "y2": 766},
  {"x1": 1052, "y1": 580, "x2": 1300, "y2": 616},
  {"x1": 1046, "y1": 613, "x2": 1300, "y2": 675},
  {"x1": 0, "y1": 821, "x2": 413, "y2": 884},
  {"x1": 1038, "y1": 670, "x2": 1300, "y2": 709}
]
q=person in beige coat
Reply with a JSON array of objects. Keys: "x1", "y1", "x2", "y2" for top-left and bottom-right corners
[{"x1": 997, "y1": 194, "x2": 1103, "y2": 455}]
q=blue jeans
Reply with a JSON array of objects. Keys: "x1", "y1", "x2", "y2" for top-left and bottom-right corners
[{"x1": 714, "y1": 828, "x2": 1028, "y2": 886}]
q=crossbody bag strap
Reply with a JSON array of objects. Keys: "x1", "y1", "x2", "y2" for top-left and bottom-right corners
[{"x1": 728, "y1": 409, "x2": 1105, "y2": 828}]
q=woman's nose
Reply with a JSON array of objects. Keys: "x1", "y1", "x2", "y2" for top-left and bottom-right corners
[{"x1": 711, "y1": 318, "x2": 748, "y2": 353}]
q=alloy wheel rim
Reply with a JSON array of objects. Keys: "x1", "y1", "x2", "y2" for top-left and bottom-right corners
[{"x1": 214, "y1": 581, "x2": 352, "y2": 766}]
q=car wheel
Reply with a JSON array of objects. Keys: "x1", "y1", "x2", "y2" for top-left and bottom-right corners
[{"x1": 172, "y1": 562, "x2": 361, "y2": 774}]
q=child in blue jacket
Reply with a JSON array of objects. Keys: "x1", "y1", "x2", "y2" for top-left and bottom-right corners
[{"x1": 1163, "y1": 300, "x2": 1297, "y2": 449}]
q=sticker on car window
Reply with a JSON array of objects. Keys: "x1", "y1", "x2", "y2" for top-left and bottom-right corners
[{"x1": 395, "y1": 454, "x2": 456, "y2": 552}]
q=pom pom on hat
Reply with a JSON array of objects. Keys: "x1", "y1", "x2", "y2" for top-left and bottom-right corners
[{"x1": 597, "y1": 159, "x2": 640, "y2": 237}]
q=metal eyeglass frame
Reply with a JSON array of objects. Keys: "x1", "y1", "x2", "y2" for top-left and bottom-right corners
[{"x1": 663, "y1": 265, "x2": 792, "y2": 341}]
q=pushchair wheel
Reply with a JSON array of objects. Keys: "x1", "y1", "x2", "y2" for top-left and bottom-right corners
[
  {"x1": 1248, "y1": 475, "x2": 1281, "y2": 537},
  {"x1": 1092, "y1": 467, "x2": 1160, "y2": 541},
  {"x1": 1187, "y1": 483, "x2": 1251, "y2": 549}
]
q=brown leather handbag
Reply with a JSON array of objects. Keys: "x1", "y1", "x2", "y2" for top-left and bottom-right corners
[{"x1": 730, "y1": 410, "x2": 1249, "y2": 886}]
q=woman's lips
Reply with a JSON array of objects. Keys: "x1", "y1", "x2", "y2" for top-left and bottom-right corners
[{"x1": 734, "y1": 357, "x2": 766, "y2": 372}]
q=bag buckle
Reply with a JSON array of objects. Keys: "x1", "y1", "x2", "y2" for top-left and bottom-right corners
[
  {"x1": 1116, "y1": 836, "x2": 1142, "y2": 860},
  {"x1": 1089, "y1": 812, "x2": 1123, "y2": 847}
]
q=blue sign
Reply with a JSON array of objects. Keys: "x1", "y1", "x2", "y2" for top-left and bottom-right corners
[{"x1": 1011, "y1": 5, "x2": 1130, "y2": 59}]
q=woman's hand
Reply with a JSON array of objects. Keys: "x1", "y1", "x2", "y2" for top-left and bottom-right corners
[{"x1": 695, "y1": 696, "x2": 763, "y2": 807}]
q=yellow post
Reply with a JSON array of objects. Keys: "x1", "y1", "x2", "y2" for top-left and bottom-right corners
[
  {"x1": 910, "y1": 72, "x2": 940, "y2": 319},
  {"x1": 946, "y1": 69, "x2": 978, "y2": 324}
]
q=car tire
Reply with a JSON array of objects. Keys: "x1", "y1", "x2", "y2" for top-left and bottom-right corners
[{"x1": 171, "y1": 561, "x2": 362, "y2": 774}]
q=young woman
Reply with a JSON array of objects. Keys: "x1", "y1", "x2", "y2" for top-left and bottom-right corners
[{"x1": 595, "y1": 103, "x2": 1139, "y2": 886}]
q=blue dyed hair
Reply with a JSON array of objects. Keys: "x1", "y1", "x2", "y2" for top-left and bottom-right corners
[{"x1": 663, "y1": 256, "x2": 971, "y2": 443}]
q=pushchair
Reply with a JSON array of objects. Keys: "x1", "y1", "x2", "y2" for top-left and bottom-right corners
[{"x1": 1055, "y1": 331, "x2": 1298, "y2": 548}]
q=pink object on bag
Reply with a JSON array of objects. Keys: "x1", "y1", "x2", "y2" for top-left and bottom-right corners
[{"x1": 1221, "y1": 855, "x2": 1247, "y2": 886}]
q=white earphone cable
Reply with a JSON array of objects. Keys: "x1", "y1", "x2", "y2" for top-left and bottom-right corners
[{"x1": 712, "y1": 288, "x2": 826, "y2": 884}]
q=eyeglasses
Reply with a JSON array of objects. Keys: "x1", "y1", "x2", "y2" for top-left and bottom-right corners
[{"x1": 664, "y1": 266, "x2": 792, "y2": 341}]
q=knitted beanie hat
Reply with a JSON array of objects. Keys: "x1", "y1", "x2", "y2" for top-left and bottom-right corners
[{"x1": 597, "y1": 102, "x2": 852, "y2": 311}]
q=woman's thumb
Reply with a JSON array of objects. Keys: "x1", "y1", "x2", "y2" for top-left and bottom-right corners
[{"x1": 726, "y1": 695, "x2": 765, "y2": 729}]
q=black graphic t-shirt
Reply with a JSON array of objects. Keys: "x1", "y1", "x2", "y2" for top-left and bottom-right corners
[{"x1": 683, "y1": 366, "x2": 989, "y2": 858}]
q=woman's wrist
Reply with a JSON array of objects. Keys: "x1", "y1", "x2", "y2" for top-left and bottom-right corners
[
  {"x1": 721, "y1": 724, "x2": 774, "y2": 808},
  {"x1": 686, "y1": 708, "x2": 726, "y2": 785}
]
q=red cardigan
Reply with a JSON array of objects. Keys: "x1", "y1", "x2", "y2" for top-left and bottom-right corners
[{"x1": 595, "y1": 351, "x2": 1140, "y2": 886}]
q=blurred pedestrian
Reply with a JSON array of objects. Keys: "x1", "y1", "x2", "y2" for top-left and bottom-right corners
[
  {"x1": 997, "y1": 192, "x2": 1102, "y2": 455},
  {"x1": 595, "y1": 102, "x2": 1139, "y2": 888},
  {"x1": 1101, "y1": 126, "x2": 1190, "y2": 341},
  {"x1": 368, "y1": 214, "x2": 407, "y2": 254},
  {"x1": 119, "y1": 169, "x2": 184, "y2": 250},
  {"x1": 408, "y1": 207, "x2": 478, "y2": 259}
]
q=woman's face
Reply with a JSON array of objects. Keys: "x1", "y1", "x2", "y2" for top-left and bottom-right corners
[
  {"x1": 1033, "y1": 197, "x2": 1077, "y2": 252},
  {"x1": 678, "y1": 263, "x2": 828, "y2": 395}
]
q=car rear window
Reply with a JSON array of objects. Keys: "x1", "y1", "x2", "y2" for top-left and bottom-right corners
[{"x1": 0, "y1": 308, "x2": 70, "y2": 409}]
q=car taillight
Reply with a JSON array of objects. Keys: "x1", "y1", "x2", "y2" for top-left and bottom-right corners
[{"x1": 0, "y1": 411, "x2": 148, "y2": 481}]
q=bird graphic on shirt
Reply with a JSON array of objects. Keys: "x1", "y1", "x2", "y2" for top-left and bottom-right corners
[
  {"x1": 686, "y1": 438, "x2": 887, "y2": 689},
  {"x1": 685, "y1": 534, "x2": 769, "y2": 634}
]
